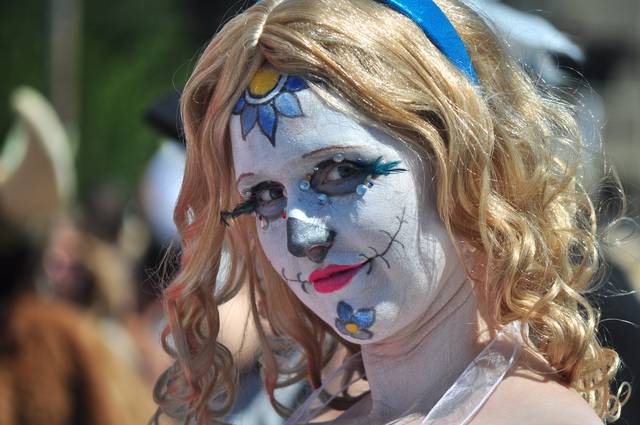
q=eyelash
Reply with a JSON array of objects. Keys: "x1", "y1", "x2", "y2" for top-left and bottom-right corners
[{"x1": 220, "y1": 156, "x2": 406, "y2": 227}]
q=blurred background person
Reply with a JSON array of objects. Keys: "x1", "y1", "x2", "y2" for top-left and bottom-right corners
[{"x1": 0, "y1": 87, "x2": 155, "y2": 424}]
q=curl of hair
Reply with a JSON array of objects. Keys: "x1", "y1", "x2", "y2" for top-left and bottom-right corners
[{"x1": 153, "y1": 0, "x2": 626, "y2": 423}]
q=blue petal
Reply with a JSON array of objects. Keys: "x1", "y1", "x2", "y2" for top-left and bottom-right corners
[
  {"x1": 274, "y1": 92, "x2": 303, "y2": 117},
  {"x1": 337, "y1": 301, "x2": 353, "y2": 321},
  {"x1": 353, "y1": 308, "x2": 375, "y2": 329},
  {"x1": 257, "y1": 103, "x2": 277, "y2": 146},
  {"x1": 353, "y1": 329, "x2": 373, "y2": 340},
  {"x1": 241, "y1": 105, "x2": 258, "y2": 138},
  {"x1": 233, "y1": 95, "x2": 246, "y2": 115},
  {"x1": 284, "y1": 75, "x2": 308, "y2": 92},
  {"x1": 335, "y1": 319, "x2": 349, "y2": 337}
]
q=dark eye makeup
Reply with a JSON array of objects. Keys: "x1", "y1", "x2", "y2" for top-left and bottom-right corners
[
  {"x1": 310, "y1": 159, "x2": 371, "y2": 196},
  {"x1": 220, "y1": 155, "x2": 406, "y2": 227},
  {"x1": 221, "y1": 181, "x2": 285, "y2": 226}
]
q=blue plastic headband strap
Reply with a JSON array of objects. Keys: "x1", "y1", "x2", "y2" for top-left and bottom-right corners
[
  {"x1": 379, "y1": 0, "x2": 479, "y2": 84},
  {"x1": 253, "y1": 0, "x2": 479, "y2": 85}
]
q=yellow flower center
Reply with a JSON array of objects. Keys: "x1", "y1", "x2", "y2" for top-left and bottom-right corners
[
  {"x1": 249, "y1": 66, "x2": 280, "y2": 97},
  {"x1": 345, "y1": 323, "x2": 359, "y2": 334}
]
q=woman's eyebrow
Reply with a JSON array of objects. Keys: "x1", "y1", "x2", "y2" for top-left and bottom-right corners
[
  {"x1": 301, "y1": 145, "x2": 367, "y2": 160},
  {"x1": 236, "y1": 172, "x2": 255, "y2": 188},
  {"x1": 236, "y1": 145, "x2": 367, "y2": 187}
]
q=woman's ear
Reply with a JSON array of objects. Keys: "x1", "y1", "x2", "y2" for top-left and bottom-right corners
[
  {"x1": 457, "y1": 239, "x2": 476, "y2": 260},
  {"x1": 458, "y1": 239, "x2": 484, "y2": 282}
]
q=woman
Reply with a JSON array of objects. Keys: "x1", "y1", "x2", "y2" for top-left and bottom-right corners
[{"x1": 153, "y1": 0, "x2": 626, "y2": 423}]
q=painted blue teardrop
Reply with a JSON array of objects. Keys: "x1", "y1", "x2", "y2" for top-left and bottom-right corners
[
  {"x1": 335, "y1": 319, "x2": 349, "y2": 336},
  {"x1": 274, "y1": 92, "x2": 303, "y2": 117},
  {"x1": 354, "y1": 329, "x2": 373, "y2": 339},
  {"x1": 353, "y1": 308, "x2": 375, "y2": 328},
  {"x1": 233, "y1": 95, "x2": 246, "y2": 115},
  {"x1": 337, "y1": 301, "x2": 353, "y2": 321},
  {"x1": 284, "y1": 75, "x2": 308, "y2": 92},
  {"x1": 241, "y1": 105, "x2": 258, "y2": 138},
  {"x1": 258, "y1": 103, "x2": 277, "y2": 146}
]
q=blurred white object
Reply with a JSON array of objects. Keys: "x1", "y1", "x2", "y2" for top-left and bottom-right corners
[
  {"x1": 465, "y1": 0, "x2": 604, "y2": 193},
  {"x1": 465, "y1": 0, "x2": 584, "y2": 84},
  {"x1": 0, "y1": 86, "x2": 76, "y2": 232},
  {"x1": 140, "y1": 141, "x2": 185, "y2": 242}
]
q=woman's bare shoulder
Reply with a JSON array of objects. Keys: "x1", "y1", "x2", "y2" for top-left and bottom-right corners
[{"x1": 469, "y1": 357, "x2": 603, "y2": 425}]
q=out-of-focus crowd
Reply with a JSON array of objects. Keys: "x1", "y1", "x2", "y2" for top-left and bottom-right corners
[
  {"x1": 0, "y1": 87, "x2": 302, "y2": 425},
  {"x1": 0, "y1": 87, "x2": 175, "y2": 425}
]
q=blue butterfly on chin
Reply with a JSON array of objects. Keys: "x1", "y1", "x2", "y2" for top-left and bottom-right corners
[{"x1": 335, "y1": 301, "x2": 375, "y2": 340}]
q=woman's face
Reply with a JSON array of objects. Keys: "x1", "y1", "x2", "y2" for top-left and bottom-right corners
[{"x1": 229, "y1": 67, "x2": 461, "y2": 343}]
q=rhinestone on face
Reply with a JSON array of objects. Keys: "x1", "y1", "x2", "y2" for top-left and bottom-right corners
[
  {"x1": 356, "y1": 184, "x2": 368, "y2": 196},
  {"x1": 258, "y1": 215, "x2": 269, "y2": 230},
  {"x1": 333, "y1": 153, "x2": 345, "y2": 163},
  {"x1": 364, "y1": 175, "x2": 374, "y2": 188},
  {"x1": 318, "y1": 193, "x2": 329, "y2": 204},
  {"x1": 299, "y1": 179, "x2": 310, "y2": 191}
]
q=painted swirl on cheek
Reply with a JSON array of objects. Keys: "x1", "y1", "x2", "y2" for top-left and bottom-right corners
[{"x1": 281, "y1": 267, "x2": 313, "y2": 294}]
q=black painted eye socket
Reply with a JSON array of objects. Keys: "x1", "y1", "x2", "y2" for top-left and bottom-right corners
[
  {"x1": 311, "y1": 160, "x2": 369, "y2": 196},
  {"x1": 326, "y1": 163, "x2": 359, "y2": 180},
  {"x1": 254, "y1": 182, "x2": 286, "y2": 219},
  {"x1": 257, "y1": 187, "x2": 284, "y2": 203}
]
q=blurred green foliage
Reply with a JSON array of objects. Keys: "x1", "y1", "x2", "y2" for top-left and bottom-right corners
[
  {"x1": 80, "y1": 0, "x2": 197, "y2": 196},
  {"x1": 1, "y1": 0, "x2": 199, "y2": 197},
  {"x1": 0, "y1": 0, "x2": 48, "y2": 148}
]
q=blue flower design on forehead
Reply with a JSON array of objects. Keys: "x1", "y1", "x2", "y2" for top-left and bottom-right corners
[{"x1": 233, "y1": 65, "x2": 308, "y2": 147}]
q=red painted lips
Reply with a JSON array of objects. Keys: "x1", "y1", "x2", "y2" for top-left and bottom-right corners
[{"x1": 308, "y1": 262, "x2": 366, "y2": 294}]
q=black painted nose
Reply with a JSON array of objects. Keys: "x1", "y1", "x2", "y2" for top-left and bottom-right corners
[{"x1": 287, "y1": 217, "x2": 336, "y2": 263}]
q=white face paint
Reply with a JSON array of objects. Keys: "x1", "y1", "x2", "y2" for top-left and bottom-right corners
[{"x1": 230, "y1": 73, "x2": 461, "y2": 343}]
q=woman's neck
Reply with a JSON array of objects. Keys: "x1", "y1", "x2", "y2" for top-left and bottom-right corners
[{"x1": 361, "y1": 267, "x2": 484, "y2": 422}]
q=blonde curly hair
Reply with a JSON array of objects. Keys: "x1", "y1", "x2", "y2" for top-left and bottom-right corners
[{"x1": 153, "y1": 0, "x2": 625, "y2": 422}]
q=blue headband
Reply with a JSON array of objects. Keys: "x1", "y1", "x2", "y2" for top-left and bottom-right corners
[
  {"x1": 379, "y1": 0, "x2": 479, "y2": 84},
  {"x1": 253, "y1": 0, "x2": 478, "y2": 85}
]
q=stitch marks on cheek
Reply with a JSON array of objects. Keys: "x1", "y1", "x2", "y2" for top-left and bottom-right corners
[
  {"x1": 282, "y1": 267, "x2": 314, "y2": 294},
  {"x1": 359, "y1": 207, "x2": 407, "y2": 274},
  {"x1": 279, "y1": 208, "x2": 406, "y2": 296},
  {"x1": 335, "y1": 301, "x2": 375, "y2": 340}
]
